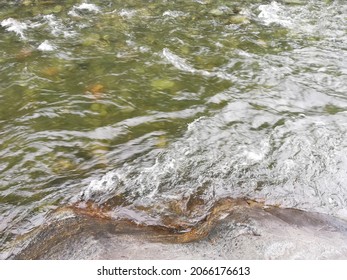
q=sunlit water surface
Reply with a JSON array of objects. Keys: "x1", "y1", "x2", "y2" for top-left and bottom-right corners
[{"x1": 0, "y1": 0, "x2": 347, "y2": 257}]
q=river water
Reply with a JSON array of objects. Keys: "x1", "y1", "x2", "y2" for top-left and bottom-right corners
[{"x1": 0, "y1": 0, "x2": 347, "y2": 256}]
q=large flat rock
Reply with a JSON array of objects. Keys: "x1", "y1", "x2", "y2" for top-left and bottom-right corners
[{"x1": 7, "y1": 199, "x2": 347, "y2": 259}]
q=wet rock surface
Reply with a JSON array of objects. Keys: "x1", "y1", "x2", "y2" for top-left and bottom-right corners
[{"x1": 8, "y1": 199, "x2": 347, "y2": 260}]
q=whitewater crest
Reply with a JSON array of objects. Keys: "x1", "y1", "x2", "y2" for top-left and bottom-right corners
[
  {"x1": 1, "y1": 18, "x2": 28, "y2": 39},
  {"x1": 37, "y1": 40, "x2": 56, "y2": 51},
  {"x1": 68, "y1": 3, "x2": 101, "y2": 17},
  {"x1": 258, "y1": 1, "x2": 294, "y2": 27},
  {"x1": 162, "y1": 48, "x2": 234, "y2": 80}
]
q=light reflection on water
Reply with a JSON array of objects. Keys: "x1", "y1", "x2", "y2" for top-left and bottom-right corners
[{"x1": 0, "y1": 0, "x2": 347, "y2": 253}]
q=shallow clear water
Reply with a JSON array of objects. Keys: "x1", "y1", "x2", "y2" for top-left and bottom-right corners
[{"x1": 0, "y1": 0, "x2": 347, "y2": 254}]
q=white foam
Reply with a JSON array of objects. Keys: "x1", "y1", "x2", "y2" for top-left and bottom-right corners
[
  {"x1": 243, "y1": 150, "x2": 265, "y2": 162},
  {"x1": 68, "y1": 2, "x2": 100, "y2": 16},
  {"x1": 81, "y1": 171, "x2": 126, "y2": 201},
  {"x1": 1, "y1": 18, "x2": 28, "y2": 39},
  {"x1": 37, "y1": 40, "x2": 56, "y2": 51},
  {"x1": 119, "y1": 9, "x2": 137, "y2": 18},
  {"x1": 258, "y1": 1, "x2": 293, "y2": 27},
  {"x1": 75, "y1": 3, "x2": 100, "y2": 12},
  {"x1": 163, "y1": 10, "x2": 187, "y2": 18},
  {"x1": 67, "y1": 10, "x2": 79, "y2": 17},
  {"x1": 42, "y1": 14, "x2": 76, "y2": 38}
]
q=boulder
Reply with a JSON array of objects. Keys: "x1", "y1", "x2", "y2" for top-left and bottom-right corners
[{"x1": 8, "y1": 198, "x2": 347, "y2": 259}]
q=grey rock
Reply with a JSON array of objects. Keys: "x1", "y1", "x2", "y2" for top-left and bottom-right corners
[{"x1": 7, "y1": 199, "x2": 347, "y2": 260}]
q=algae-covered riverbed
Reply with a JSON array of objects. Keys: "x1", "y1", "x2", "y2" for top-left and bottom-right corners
[{"x1": 0, "y1": 0, "x2": 347, "y2": 259}]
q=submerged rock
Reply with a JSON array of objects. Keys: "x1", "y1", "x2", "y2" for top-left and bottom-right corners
[
  {"x1": 209, "y1": 9, "x2": 224, "y2": 17},
  {"x1": 151, "y1": 79, "x2": 175, "y2": 90},
  {"x1": 226, "y1": 15, "x2": 250, "y2": 25},
  {"x1": 282, "y1": 0, "x2": 306, "y2": 5},
  {"x1": 6, "y1": 198, "x2": 347, "y2": 260}
]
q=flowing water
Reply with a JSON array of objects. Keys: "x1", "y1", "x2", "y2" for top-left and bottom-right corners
[{"x1": 0, "y1": 0, "x2": 347, "y2": 257}]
